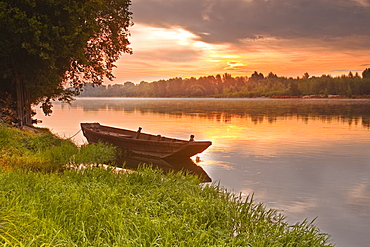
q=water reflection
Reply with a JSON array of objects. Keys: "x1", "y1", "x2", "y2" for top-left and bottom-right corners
[
  {"x1": 69, "y1": 98, "x2": 370, "y2": 128},
  {"x1": 117, "y1": 154, "x2": 211, "y2": 183},
  {"x1": 346, "y1": 182, "x2": 370, "y2": 217}
]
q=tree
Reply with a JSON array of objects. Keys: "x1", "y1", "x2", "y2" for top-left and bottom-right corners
[
  {"x1": 362, "y1": 68, "x2": 370, "y2": 78},
  {"x1": 267, "y1": 72, "x2": 278, "y2": 79},
  {"x1": 124, "y1": 81, "x2": 135, "y2": 88},
  {"x1": 250, "y1": 71, "x2": 264, "y2": 82},
  {"x1": 0, "y1": 0, "x2": 132, "y2": 125},
  {"x1": 288, "y1": 81, "x2": 301, "y2": 96}
]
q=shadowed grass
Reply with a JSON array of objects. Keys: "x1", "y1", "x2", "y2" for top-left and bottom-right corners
[{"x1": 0, "y1": 124, "x2": 118, "y2": 172}]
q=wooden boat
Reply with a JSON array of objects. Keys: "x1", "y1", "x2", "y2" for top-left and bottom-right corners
[{"x1": 80, "y1": 123, "x2": 212, "y2": 159}]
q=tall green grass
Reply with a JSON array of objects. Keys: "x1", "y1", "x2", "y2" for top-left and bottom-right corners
[
  {"x1": 0, "y1": 124, "x2": 334, "y2": 246},
  {"x1": 0, "y1": 168, "x2": 333, "y2": 246}
]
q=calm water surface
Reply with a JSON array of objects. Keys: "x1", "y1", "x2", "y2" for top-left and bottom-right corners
[{"x1": 35, "y1": 98, "x2": 370, "y2": 247}]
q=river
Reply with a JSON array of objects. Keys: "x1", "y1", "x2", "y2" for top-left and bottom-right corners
[{"x1": 35, "y1": 98, "x2": 370, "y2": 247}]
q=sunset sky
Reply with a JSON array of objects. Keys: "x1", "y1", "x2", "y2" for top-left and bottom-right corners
[{"x1": 110, "y1": 0, "x2": 370, "y2": 84}]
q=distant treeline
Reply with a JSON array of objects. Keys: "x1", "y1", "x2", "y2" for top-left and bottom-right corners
[{"x1": 80, "y1": 69, "x2": 370, "y2": 98}]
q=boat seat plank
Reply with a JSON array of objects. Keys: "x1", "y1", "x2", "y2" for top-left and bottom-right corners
[{"x1": 95, "y1": 130, "x2": 133, "y2": 138}]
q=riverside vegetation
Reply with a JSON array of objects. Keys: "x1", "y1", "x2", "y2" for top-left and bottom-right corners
[
  {"x1": 80, "y1": 69, "x2": 370, "y2": 98},
  {"x1": 0, "y1": 124, "x2": 334, "y2": 246}
]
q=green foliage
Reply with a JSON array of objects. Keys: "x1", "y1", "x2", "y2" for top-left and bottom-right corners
[
  {"x1": 0, "y1": 168, "x2": 333, "y2": 246},
  {"x1": 0, "y1": 124, "x2": 118, "y2": 171},
  {"x1": 0, "y1": 0, "x2": 132, "y2": 120}
]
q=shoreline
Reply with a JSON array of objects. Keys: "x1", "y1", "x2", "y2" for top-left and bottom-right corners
[{"x1": 76, "y1": 94, "x2": 370, "y2": 99}]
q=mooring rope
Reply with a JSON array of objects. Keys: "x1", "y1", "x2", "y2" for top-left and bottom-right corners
[{"x1": 66, "y1": 129, "x2": 82, "y2": 140}]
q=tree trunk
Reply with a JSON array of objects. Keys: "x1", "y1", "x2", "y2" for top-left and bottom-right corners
[
  {"x1": 24, "y1": 90, "x2": 32, "y2": 125},
  {"x1": 10, "y1": 57, "x2": 31, "y2": 127},
  {"x1": 14, "y1": 68, "x2": 25, "y2": 126}
]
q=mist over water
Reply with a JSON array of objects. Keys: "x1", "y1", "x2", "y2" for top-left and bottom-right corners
[{"x1": 35, "y1": 98, "x2": 370, "y2": 247}]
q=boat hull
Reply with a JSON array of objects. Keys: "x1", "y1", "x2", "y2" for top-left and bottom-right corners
[{"x1": 81, "y1": 123, "x2": 212, "y2": 159}]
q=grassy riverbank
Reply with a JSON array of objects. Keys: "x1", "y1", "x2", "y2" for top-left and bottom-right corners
[
  {"x1": 0, "y1": 124, "x2": 334, "y2": 246},
  {"x1": 0, "y1": 124, "x2": 117, "y2": 172}
]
